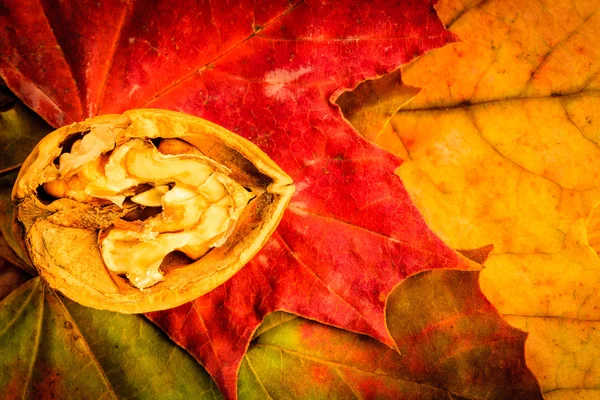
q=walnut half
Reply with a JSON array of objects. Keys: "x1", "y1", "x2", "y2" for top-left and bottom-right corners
[{"x1": 12, "y1": 109, "x2": 295, "y2": 313}]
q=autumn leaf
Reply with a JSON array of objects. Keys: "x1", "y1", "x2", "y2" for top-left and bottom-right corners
[
  {"x1": 0, "y1": 81, "x2": 16, "y2": 112},
  {"x1": 0, "y1": 0, "x2": 543, "y2": 398},
  {"x1": 0, "y1": 277, "x2": 222, "y2": 399},
  {"x1": 0, "y1": 261, "x2": 27, "y2": 302},
  {"x1": 0, "y1": 172, "x2": 30, "y2": 272},
  {"x1": 238, "y1": 268, "x2": 541, "y2": 399},
  {"x1": 386, "y1": 269, "x2": 541, "y2": 399},
  {"x1": 0, "y1": 270, "x2": 540, "y2": 399},
  {"x1": 339, "y1": 0, "x2": 600, "y2": 398},
  {"x1": 0, "y1": 97, "x2": 51, "y2": 274},
  {"x1": 0, "y1": 102, "x2": 51, "y2": 173},
  {"x1": 337, "y1": 69, "x2": 420, "y2": 152}
]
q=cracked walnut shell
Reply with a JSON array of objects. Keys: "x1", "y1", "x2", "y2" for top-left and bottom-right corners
[{"x1": 12, "y1": 109, "x2": 295, "y2": 313}]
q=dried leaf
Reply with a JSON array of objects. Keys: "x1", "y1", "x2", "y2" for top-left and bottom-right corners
[
  {"x1": 386, "y1": 270, "x2": 541, "y2": 399},
  {"x1": 339, "y1": 0, "x2": 600, "y2": 397},
  {"x1": 0, "y1": 81, "x2": 16, "y2": 113},
  {"x1": 237, "y1": 269, "x2": 542, "y2": 399},
  {"x1": 336, "y1": 69, "x2": 421, "y2": 143},
  {"x1": 0, "y1": 260, "x2": 28, "y2": 302},
  {"x1": 0, "y1": 166, "x2": 35, "y2": 275}
]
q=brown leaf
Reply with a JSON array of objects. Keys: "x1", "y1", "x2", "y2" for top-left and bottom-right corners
[
  {"x1": 0, "y1": 260, "x2": 28, "y2": 302},
  {"x1": 387, "y1": 269, "x2": 542, "y2": 399}
]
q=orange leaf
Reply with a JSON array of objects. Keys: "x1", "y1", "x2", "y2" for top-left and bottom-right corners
[{"x1": 340, "y1": 0, "x2": 600, "y2": 398}]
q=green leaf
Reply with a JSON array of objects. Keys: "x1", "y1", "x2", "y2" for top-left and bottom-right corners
[
  {"x1": 251, "y1": 312, "x2": 298, "y2": 340},
  {"x1": 0, "y1": 101, "x2": 52, "y2": 172},
  {"x1": 0, "y1": 278, "x2": 222, "y2": 399},
  {"x1": 238, "y1": 269, "x2": 544, "y2": 399},
  {"x1": 238, "y1": 314, "x2": 468, "y2": 399},
  {"x1": 0, "y1": 277, "x2": 44, "y2": 398}
]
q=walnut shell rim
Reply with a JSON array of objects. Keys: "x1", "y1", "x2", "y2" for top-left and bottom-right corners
[{"x1": 12, "y1": 109, "x2": 295, "y2": 313}]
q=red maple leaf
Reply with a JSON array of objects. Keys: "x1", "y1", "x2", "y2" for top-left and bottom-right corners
[{"x1": 1, "y1": 0, "x2": 477, "y2": 398}]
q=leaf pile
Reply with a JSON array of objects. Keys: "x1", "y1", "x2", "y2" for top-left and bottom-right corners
[{"x1": 0, "y1": 0, "x2": 545, "y2": 398}]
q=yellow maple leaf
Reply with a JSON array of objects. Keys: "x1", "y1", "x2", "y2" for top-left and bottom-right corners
[{"x1": 339, "y1": 0, "x2": 600, "y2": 398}]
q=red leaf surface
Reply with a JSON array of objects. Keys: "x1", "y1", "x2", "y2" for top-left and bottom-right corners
[{"x1": 1, "y1": 1, "x2": 478, "y2": 397}]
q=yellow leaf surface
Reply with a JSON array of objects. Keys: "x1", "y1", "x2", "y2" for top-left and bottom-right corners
[{"x1": 340, "y1": 0, "x2": 600, "y2": 398}]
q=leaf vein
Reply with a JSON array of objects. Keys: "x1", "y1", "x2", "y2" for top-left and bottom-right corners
[
  {"x1": 21, "y1": 280, "x2": 43, "y2": 400},
  {"x1": 139, "y1": 0, "x2": 304, "y2": 107}
]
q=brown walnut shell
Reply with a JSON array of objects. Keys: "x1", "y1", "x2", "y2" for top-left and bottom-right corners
[{"x1": 12, "y1": 109, "x2": 294, "y2": 313}]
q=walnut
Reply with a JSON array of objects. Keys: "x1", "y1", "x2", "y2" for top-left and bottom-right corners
[{"x1": 13, "y1": 109, "x2": 294, "y2": 313}]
